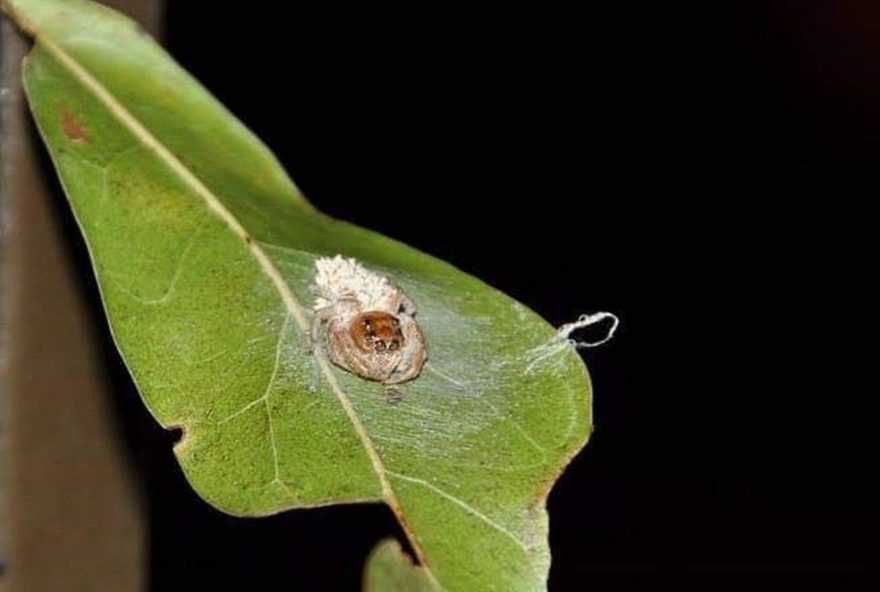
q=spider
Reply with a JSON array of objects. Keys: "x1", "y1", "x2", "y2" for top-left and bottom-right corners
[{"x1": 309, "y1": 255, "x2": 427, "y2": 386}]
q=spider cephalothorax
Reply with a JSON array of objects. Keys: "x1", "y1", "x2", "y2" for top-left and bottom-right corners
[{"x1": 309, "y1": 256, "x2": 427, "y2": 385}]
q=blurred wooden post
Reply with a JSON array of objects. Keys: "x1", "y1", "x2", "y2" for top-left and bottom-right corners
[{"x1": 1, "y1": 2, "x2": 162, "y2": 590}]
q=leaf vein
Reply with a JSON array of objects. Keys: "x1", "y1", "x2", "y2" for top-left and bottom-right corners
[
  {"x1": 386, "y1": 470, "x2": 529, "y2": 555},
  {"x1": 219, "y1": 314, "x2": 288, "y2": 424}
]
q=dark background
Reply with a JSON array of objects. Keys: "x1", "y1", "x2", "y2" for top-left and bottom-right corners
[{"x1": 75, "y1": 1, "x2": 878, "y2": 590}]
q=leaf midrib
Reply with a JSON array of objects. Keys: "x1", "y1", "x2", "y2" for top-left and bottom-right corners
[{"x1": 25, "y1": 23, "x2": 446, "y2": 585}]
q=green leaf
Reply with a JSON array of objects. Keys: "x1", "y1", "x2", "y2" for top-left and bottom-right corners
[
  {"x1": 364, "y1": 540, "x2": 437, "y2": 592},
  {"x1": 3, "y1": 0, "x2": 593, "y2": 589}
]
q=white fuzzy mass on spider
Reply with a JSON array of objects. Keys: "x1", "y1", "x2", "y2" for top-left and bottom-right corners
[{"x1": 309, "y1": 256, "x2": 427, "y2": 385}]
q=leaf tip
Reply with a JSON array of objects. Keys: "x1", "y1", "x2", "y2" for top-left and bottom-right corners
[{"x1": 363, "y1": 538, "x2": 439, "y2": 592}]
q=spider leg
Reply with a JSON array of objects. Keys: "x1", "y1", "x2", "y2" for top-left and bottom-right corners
[
  {"x1": 309, "y1": 305, "x2": 336, "y2": 352},
  {"x1": 386, "y1": 315, "x2": 427, "y2": 384}
]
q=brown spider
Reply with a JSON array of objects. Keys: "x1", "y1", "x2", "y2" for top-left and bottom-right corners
[{"x1": 309, "y1": 256, "x2": 427, "y2": 385}]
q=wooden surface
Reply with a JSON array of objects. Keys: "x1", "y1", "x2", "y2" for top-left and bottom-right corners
[{"x1": 1, "y1": 2, "x2": 162, "y2": 590}]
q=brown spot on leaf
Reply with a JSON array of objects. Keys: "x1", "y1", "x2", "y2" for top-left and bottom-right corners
[{"x1": 59, "y1": 105, "x2": 90, "y2": 143}]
